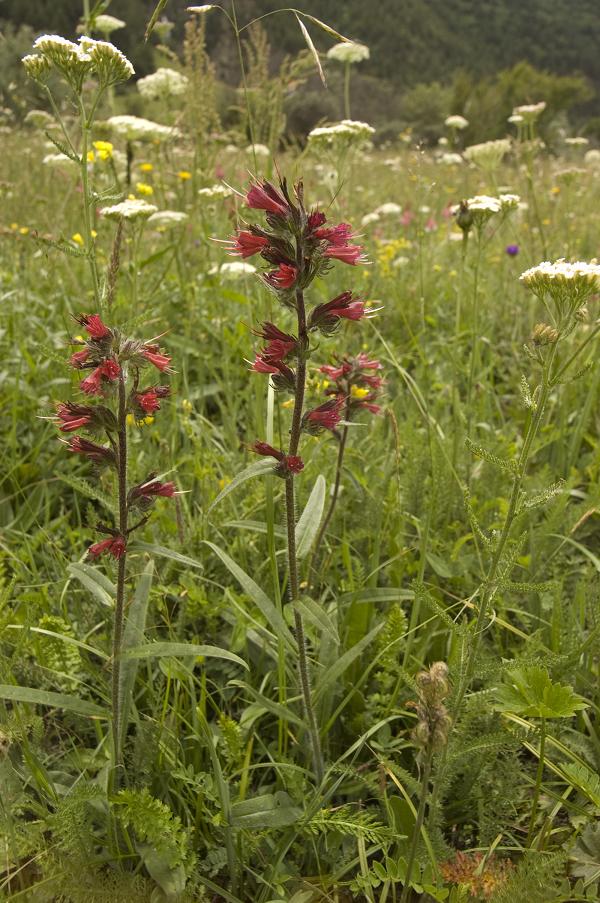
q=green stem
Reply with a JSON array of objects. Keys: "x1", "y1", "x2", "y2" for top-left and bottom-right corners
[
  {"x1": 527, "y1": 716, "x2": 546, "y2": 848},
  {"x1": 78, "y1": 98, "x2": 101, "y2": 309},
  {"x1": 400, "y1": 752, "x2": 433, "y2": 903},
  {"x1": 343, "y1": 62, "x2": 351, "y2": 119},
  {"x1": 465, "y1": 230, "x2": 483, "y2": 462},
  {"x1": 309, "y1": 411, "x2": 350, "y2": 586},
  {"x1": 230, "y1": 0, "x2": 257, "y2": 172}
]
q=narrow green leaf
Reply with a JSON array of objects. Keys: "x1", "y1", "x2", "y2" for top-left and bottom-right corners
[
  {"x1": 295, "y1": 474, "x2": 326, "y2": 559},
  {"x1": 296, "y1": 596, "x2": 338, "y2": 643},
  {"x1": 204, "y1": 541, "x2": 296, "y2": 651},
  {"x1": 119, "y1": 559, "x2": 153, "y2": 742},
  {"x1": 128, "y1": 541, "x2": 203, "y2": 570},
  {"x1": 121, "y1": 641, "x2": 248, "y2": 670},
  {"x1": 314, "y1": 622, "x2": 383, "y2": 701},
  {"x1": 295, "y1": 14, "x2": 326, "y2": 86},
  {"x1": 68, "y1": 562, "x2": 115, "y2": 608},
  {"x1": 0, "y1": 684, "x2": 106, "y2": 718},
  {"x1": 296, "y1": 12, "x2": 351, "y2": 42},
  {"x1": 144, "y1": 0, "x2": 169, "y2": 40},
  {"x1": 208, "y1": 460, "x2": 274, "y2": 512}
]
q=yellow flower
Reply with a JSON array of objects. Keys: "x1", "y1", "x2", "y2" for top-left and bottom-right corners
[
  {"x1": 551, "y1": 185, "x2": 560, "y2": 195},
  {"x1": 433, "y1": 264, "x2": 442, "y2": 272},
  {"x1": 126, "y1": 413, "x2": 154, "y2": 427},
  {"x1": 143, "y1": 416, "x2": 154, "y2": 426},
  {"x1": 282, "y1": 399, "x2": 294, "y2": 409},
  {"x1": 140, "y1": 162, "x2": 153, "y2": 173},
  {"x1": 542, "y1": 217, "x2": 551, "y2": 226},
  {"x1": 126, "y1": 413, "x2": 135, "y2": 427},
  {"x1": 350, "y1": 385, "x2": 369, "y2": 399},
  {"x1": 91, "y1": 229, "x2": 97, "y2": 239},
  {"x1": 136, "y1": 182, "x2": 154, "y2": 196},
  {"x1": 72, "y1": 232, "x2": 84, "y2": 245},
  {"x1": 93, "y1": 140, "x2": 113, "y2": 161},
  {"x1": 218, "y1": 477, "x2": 230, "y2": 491},
  {"x1": 19, "y1": 226, "x2": 29, "y2": 235},
  {"x1": 177, "y1": 170, "x2": 192, "y2": 181},
  {"x1": 181, "y1": 399, "x2": 193, "y2": 414},
  {"x1": 87, "y1": 150, "x2": 95, "y2": 163},
  {"x1": 10, "y1": 223, "x2": 18, "y2": 230},
  {"x1": 449, "y1": 269, "x2": 458, "y2": 278}
]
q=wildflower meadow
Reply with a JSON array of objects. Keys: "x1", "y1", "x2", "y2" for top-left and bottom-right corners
[{"x1": 2, "y1": 2, "x2": 600, "y2": 901}]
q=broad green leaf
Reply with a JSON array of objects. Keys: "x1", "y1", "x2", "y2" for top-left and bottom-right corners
[
  {"x1": 121, "y1": 641, "x2": 248, "y2": 670},
  {"x1": 136, "y1": 842, "x2": 186, "y2": 897},
  {"x1": 571, "y1": 823, "x2": 600, "y2": 884},
  {"x1": 204, "y1": 541, "x2": 296, "y2": 651},
  {"x1": 494, "y1": 666, "x2": 588, "y2": 719},
  {"x1": 0, "y1": 684, "x2": 106, "y2": 718},
  {"x1": 295, "y1": 474, "x2": 326, "y2": 559},
  {"x1": 231, "y1": 792, "x2": 302, "y2": 829},
  {"x1": 208, "y1": 460, "x2": 274, "y2": 512},
  {"x1": 68, "y1": 562, "x2": 115, "y2": 608}
]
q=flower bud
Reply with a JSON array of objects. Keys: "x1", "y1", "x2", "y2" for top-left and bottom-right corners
[{"x1": 532, "y1": 322, "x2": 559, "y2": 345}]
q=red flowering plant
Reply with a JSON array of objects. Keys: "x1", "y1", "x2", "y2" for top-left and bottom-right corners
[
  {"x1": 56, "y1": 312, "x2": 175, "y2": 787},
  {"x1": 226, "y1": 176, "x2": 372, "y2": 783}
]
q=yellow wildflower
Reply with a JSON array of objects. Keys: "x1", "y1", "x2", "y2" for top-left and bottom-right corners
[
  {"x1": 140, "y1": 162, "x2": 153, "y2": 172},
  {"x1": 87, "y1": 150, "x2": 95, "y2": 163},
  {"x1": 136, "y1": 182, "x2": 154, "y2": 196},
  {"x1": 19, "y1": 226, "x2": 29, "y2": 235},
  {"x1": 551, "y1": 185, "x2": 560, "y2": 195},
  {"x1": 72, "y1": 233, "x2": 84, "y2": 245},
  {"x1": 93, "y1": 140, "x2": 113, "y2": 161},
  {"x1": 218, "y1": 477, "x2": 230, "y2": 491},
  {"x1": 282, "y1": 399, "x2": 294, "y2": 409},
  {"x1": 177, "y1": 170, "x2": 192, "y2": 181},
  {"x1": 350, "y1": 385, "x2": 369, "y2": 399}
]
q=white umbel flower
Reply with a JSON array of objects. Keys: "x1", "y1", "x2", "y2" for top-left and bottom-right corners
[
  {"x1": 584, "y1": 149, "x2": 600, "y2": 167},
  {"x1": 439, "y1": 152, "x2": 463, "y2": 166},
  {"x1": 137, "y1": 67, "x2": 188, "y2": 99},
  {"x1": 100, "y1": 199, "x2": 158, "y2": 220},
  {"x1": 198, "y1": 184, "x2": 233, "y2": 199},
  {"x1": 107, "y1": 115, "x2": 179, "y2": 142},
  {"x1": 147, "y1": 210, "x2": 189, "y2": 229},
  {"x1": 209, "y1": 261, "x2": 257, "y2": 278},
  {"x1": 78, "y1": 36, "x2": 134, "y2": 84},
  {"x1": 512, "y1": 102, "x2": 546, "y2": 122},
  {"x1": 374, "y1": 202, "x2": 402, "y2": 216},
  {"x1": 308, "y1": 119, "x2": 375, "y2": 148},
  {"x1": 520, "y1": 259, "x2": 600, "y2": 315},
  {"x1": 326, "y1": 42, "x2": 369, "y2": 64},
  {"x1": 245, "y1": 143, "x2": 270, "y2": 157},
  {"x1": 565, "y1": 137, "x2": 589, "y2": 147},
  {"x1": 445, "y1": 114, "x2": 468, "y2": 130},
  {"x1": 93, "y1": 15, "x2": 126, "y2": 35}
]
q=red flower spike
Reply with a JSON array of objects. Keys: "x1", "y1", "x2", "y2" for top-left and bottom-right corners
[
  {"x1": 319, "y1": 363, "x2": 352, "y2": 380},
  {"x1": 80, "y1": 359, "x2": 120, "y2": 396},
  {"x1": 265, "y1": 263, "x2": 298, "y2": 290},
  {"x1": 133, "y1": 480, "x2": 176, "y2": 498},
  {"x1": 309, "y1": 292, "x2": 366, "y2": 333},
  {"x1": 143, "y1": 346, "x2": 172, "y2": 372},
  {"x1": 356, "y1": 353, "x2": 383, "y2": 370},
  {"x1": 56, "y1": 402, "x2": 93, "y2": 432},
  {"x1": 76, "y1": 314, "x2": 111, "y2": 339},
  {"x1": 134, "y1": 386, "x2": 170, "y2": 414},
  {"x1": 307, "y1": 210, "x2": 327, "y2": 231},
  {"x1": 324, "y1": 244, "x2": 367, "y2": 266},
  {"x1": 70, "y1": 348, "x2": 90, "y2": 369},
  {"x1": 253, "y1": 322, "x2": 297, "y2": 361},
  {"x1": 246, "y1": 181, "x2": 290, "y2": 217},
  {"x1": 230, "y1": 231, "x2": 269, "y2": 258},
  {"x1": 314, "y1": 222, "x2": 354, "y2": 246},
  {"x1": 88, "y1": 535, "x2": 126, "y2": 559}
]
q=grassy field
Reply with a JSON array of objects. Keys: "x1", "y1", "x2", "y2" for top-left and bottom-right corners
[{"x1": 2, "y1": 20, "x2": 600, "y2": 903}]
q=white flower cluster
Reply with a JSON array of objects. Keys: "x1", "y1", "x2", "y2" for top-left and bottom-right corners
[
  {"x1": 464, "y1": 139, "x2": 511, "y2": 170},
  {"x1": 209, "y1": 261, "x2": 256, "y2": 278},
  {"x1": 498, "y1": 193, "x2": 520, "y2": 210},
  {"x1": 137, "y1": 67, "x2": 189, "y2": 100},
  {"x1": 308, "y1": 119, "x2": 375, "y2": 149},
  {"x1": 24, "y1": 34, "x2": 134, "y2": 88},
  {"x1": 43, "y1": 152, "x2": 77, "y2": 169},
  {"x1": 245, "y1": 144, "x2": 270, "y2": 157},
  {"x1": 520, "y1": 260, "x2": 600, "y2": 312},
  {"x1": 147, "y1": 210, "x2": 189, "y2": 229},
  {"x1": 100, "y1": 199, "x2": 158, "y2": 220},
  {"x1": 93, "y1": 15, "x2": 126, "y2": 35},
  {"x1": 564, "y1": 137, "x2": 589, "y2": 147},
  {"x1": 198, "y1": 184, "x2": 233, "y2": 199},
  {"x1": 444, "y1": 114, "x2": 468, "y2": 130},
  {"x1": 374, "y1": 202, "x2": 402, "y2": 216},
  {"x1": 512, "y1": 101, "x2": 546, "y2": 122},
  {"x1": 584, "y1": 149, "x2": 600, "y2": 167},
  {"x1": 326, "y1": 42, "x2": 369, "y2": 64},
  {"x1": 439, "y1": 152, "x2": 463, "y2": 166},
  {"x1": 107, "y1": 115, "x2": 179, "y2": 142}
]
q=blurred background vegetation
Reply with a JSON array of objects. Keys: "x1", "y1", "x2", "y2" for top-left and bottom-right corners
[{"x1": 1, "y1": 0, "x2": 599, "y2": 145}]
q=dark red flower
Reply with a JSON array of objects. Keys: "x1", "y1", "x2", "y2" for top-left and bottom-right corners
[
  {"x1": 132, "y1": 479, "x2": 176, "y2": 498},
  {"x1": 80, "y1": 359, "x2": 120, "y2": 396},
  {"x1": 250, "y1": 441, "x2": 304, "y2": 475},
  {"x1": 70, "y1": 348, "x2": 90, "y2": 369},
  {"x1": 265, "y1": 263, "x2": 298, "y2": 290},
  {"x1": 230, "y1": 231, "x2": 270, "y2": 258},
  {"x1": 56, "y1": 402, "x2": 94, "y2": 432},
  {"x1": 319, "y1": 362, "x2": 352, "y2": 380},
  {"x1": 253, "y1": 322, "x2": 297, "y2": 361},
  {"x1": 143, "y1": 345, "x2": 172, "y2": 372},
  {"x1": 250, "y1": 355, "x2": 295, "y2": 391},
  {"x1": 135, "y1": 386, "x2": 170, "y2": 414},
  {"x1": 88, "y1": 535, "x2": 126, "y2": 559},
  {"x1": 66, "y1": 436, "x2": 115, "y2": 465},
  {"x1": 314, "y1": 222, "x2": 354, "y2": 246},
  {"x1": 246, "y1": 181, "x2": 290, "y2": 217},
  {"x1": 309, "y1": 292, "x2": 365, "y2": 333},
  {"x1": 76, "y1": 314, "x2": 111, "y2": 339},
  {"x1": 307, "y1": 210, "x2": 327, "y2": 231},
  {"x1": 303, "y1": 397, "x2": 345, "y2": 434},
  {"x1": 324, "y1": 244, "x2": 367, "y2": 265}
]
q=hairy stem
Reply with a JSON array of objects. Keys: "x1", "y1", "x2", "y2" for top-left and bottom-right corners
[
  {"x1": 527, "y1": 716, "x2": 546, "y2": 848},
  {"x1": 309, "y1": 410, "x2": 350, "y2": 585},
  {"x1": 78, "y1": 98, "x2": 101, "y2": 309},
  {"x1": 285, "y1": 274, "x2": 324, "y2": 784},
  {"x1": 111, "y1": 371, "x2": 129, "y2": 792}
]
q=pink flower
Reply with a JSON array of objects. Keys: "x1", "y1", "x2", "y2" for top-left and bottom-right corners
[
  {"x1": 246, "y1": 181, "x2": 290, "y2": 217},
  {"x1": 88, "y1": 535, "x2": 126, "y2": 559},
  {"x1": 425, "y1": 217, "x2": 437, "y2": 232},
  {"x1": 314, "y1": 222, "x2": 354, "y2": 246},
  {"x1": 250, "y1": 355, "x2": 295, "y2": 390},
  {"x1": 80, "y1": 359, "x2": 120, "y2": 396},
  {"x1": 76, "y1": 314, "x2": 111, "y2": 339},
  {"x1": 265, "y1": 263, "x2": 298, "y2": 290},
  {"x1": 230, "y1": 231, "x2": 269, "y2": 258},
  {"x1": 356, "y1": 353, "x2": 383, "y2": 371},
  {"x1": 401, "y1": 209, "x2": 414, "y2": 227},
  {"x1": 135, "y1": 386, "x2": 170, "y2": 414},
  {"x1": 307, "y1": 210, "x2": 327, "y2": 231},
  {"x1": 250, "y1": 441, "x2": 304, "y2": 475},
  {"x1": 303, "y1": 397, "x2": 345, "y2": 433},
  {"x1": 143, "y1": 346, "x2": 172, "y2": 372},
  {"x1": 319, "y1": 363, "x2": 351, "y2": 380},
  {"x1": 324, "y1": 244, "x2": 367, "y2": 266},
  {"x1": 132, "y1": 479, "x2": 176, "y2": 498},
  {"x1": 56, "y1": 402, "x2": 93, "y2": 432}
]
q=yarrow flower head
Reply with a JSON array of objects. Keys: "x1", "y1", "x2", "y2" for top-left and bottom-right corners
[
  {"x1": 512, "y1": 101, "x2": 546, "y2": 123},
  {"x1": 78, "y1": 36, "x2": 134, "y2": 85},
  {"x1": 307, "y1": 120, "x2": 375, "y2": 151},
  {"x1": 137, "y1": 67, "x2": 188, "y2": 99},
  {"x1": 444, "y1": 114, "x2": 468, "y2": 130},
  {"x1": 107, "y1": 115, "x2": 179, "y2": 143},
  {"x1": 100, "y1": 199, "x2": 158, "y2": 221},
  {"x1": 326, "y1": 42, "x2": 370, "y2": 64},
  {"x1": 464, "y1": 139, "x2": 511, "y2": 171},
  {"x1": 519, "y1": 259, "x2": 600, "y2": 321}
]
